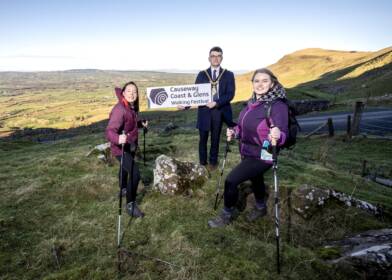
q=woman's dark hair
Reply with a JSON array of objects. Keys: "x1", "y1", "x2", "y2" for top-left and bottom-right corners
[
  {"x1": 251, "y1": 68, "x2": 279, "y2": 86},
  {"x1": 121, "y1": 81, "x2": 139, "y2": 113}
]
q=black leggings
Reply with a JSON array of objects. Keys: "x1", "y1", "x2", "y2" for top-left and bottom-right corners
[
  {"x1": 224, "y1": 157, "x2": 272, "y2": 208},
  {"x1": 116, "y1": 151, "x2": 140, "y2": 203}
]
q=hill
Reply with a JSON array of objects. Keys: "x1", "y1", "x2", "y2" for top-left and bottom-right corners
[
  {"x1": 234, "y1": 47, "x2": 392, "y2": 102},
  {"x1": 1, "y1": 45, "x2": 391, "y2": 136}
]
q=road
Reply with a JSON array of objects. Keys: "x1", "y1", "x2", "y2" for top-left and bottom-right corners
[{"x1": 297, "y1": 108, "x2": 392, "y2": 135}]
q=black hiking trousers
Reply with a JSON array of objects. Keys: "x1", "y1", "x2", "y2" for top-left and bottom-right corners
[
  {"x1": 116, "y1": 151, "x2": 140, "y2": 204},
  {"x1": 224, "y1": 156, "x2": 271, "y2": 209}
]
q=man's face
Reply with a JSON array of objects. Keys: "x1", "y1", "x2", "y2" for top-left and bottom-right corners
[{"x1": 208, "y1": 51, "x2": 223, "y2": 68}]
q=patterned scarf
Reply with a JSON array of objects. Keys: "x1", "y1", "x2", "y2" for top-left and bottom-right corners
[{"x1": 249, "y1": 82, "x2": 286, "y2": 104}]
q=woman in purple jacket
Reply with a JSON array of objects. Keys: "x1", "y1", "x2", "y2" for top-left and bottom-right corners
[
  {"x1": 208, "y1": 68, "x2": 288, "y2": 228},
  {"x1": 106, "y1": 81, "x2": 148, "y2": 218}
]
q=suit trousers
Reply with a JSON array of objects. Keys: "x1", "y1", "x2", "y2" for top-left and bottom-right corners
[{"x1": 198, "y1": 108, "x2": 223, "y2": 166}]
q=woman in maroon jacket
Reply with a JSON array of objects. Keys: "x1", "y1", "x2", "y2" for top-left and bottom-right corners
[{"x1": 106, "y1": 81, "x2": 148, "y2": 218}]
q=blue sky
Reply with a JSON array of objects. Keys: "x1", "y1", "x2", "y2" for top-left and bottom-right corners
[{"x1": 0, "y1": 0, "x2": 391, "y2": 71}]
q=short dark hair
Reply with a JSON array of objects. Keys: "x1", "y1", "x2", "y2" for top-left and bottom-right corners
[
  {"x1": 209, "y1": 46, "x2": 223, "y2": 54},
  {"x1": 251, "y1": 68, "x2": 279, "y2": 85},
  {"x1": 121, "y1": 81, "x2": 139, "y2": 113}
]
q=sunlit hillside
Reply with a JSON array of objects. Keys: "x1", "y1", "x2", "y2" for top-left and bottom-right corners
[{"x1": 234, "y1": 46, "x2": 392, "y2": 102}]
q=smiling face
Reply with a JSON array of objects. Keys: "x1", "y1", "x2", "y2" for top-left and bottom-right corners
[
  {"x1": 122, "y1": 84, "x2": 138, "y2": 103},
  {"x1": 252, "y1": 72, "x2": 274, "y2": 97}
]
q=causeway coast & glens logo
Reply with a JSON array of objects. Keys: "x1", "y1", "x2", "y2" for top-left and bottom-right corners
[{"x1": 149, "y1": 88, "x2": 168, "y2": 105}]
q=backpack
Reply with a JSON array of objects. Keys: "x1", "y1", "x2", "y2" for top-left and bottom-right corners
[{"x1": 265, "y1": 98, "x2": 300, "y2": 149}]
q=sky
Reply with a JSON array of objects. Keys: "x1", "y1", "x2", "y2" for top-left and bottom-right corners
[{"x1": 0, "y1": 0, "x2": 391, "y2": 72}]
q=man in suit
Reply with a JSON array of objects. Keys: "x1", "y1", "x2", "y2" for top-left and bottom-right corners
[{"x1": 195, "y1": 46, "x2": 236, "y2": 170}]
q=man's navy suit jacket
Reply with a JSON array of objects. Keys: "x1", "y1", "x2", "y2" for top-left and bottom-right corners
[{"x1": 195, "y1": 68, "x2": 236, "y2": 131}]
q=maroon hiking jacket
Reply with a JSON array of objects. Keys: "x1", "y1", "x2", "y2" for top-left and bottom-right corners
[{"x1": 105, "y1": 88, "x2": 143, "y2": 157}]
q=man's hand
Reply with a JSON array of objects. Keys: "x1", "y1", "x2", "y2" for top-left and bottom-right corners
[
  {"x1": 226, "y1": 128, "x2": 235, "y2": 142},
  {"x1": 206, "y1": 101, "x2": 217, "y2": 109}
]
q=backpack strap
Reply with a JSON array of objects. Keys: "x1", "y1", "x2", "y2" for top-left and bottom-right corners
[{"x1": 264, "y1": 101, "x2": 275, "y2": 128}]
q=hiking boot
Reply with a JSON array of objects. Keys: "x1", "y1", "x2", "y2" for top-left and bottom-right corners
[
  {"x1": 247, "y1": 206, "x2": 267, "y2": 222},
  {"x1": 207, "y1": 164, "x2": 218, "y2": 172},
  {"x1": 208, "y1": 209, "x2": 234, "y2": 228},
  {"x1": 126, "y1": 202, "x2": 145, "y2": 218}
]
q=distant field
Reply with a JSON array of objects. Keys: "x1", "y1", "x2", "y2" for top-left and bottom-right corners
[
  {"x1": 0, "y1": 70, "x2": 195, "y2": 135},
  {"x1": 1, "y1": 46, "x2": 391, "y2": 136}
]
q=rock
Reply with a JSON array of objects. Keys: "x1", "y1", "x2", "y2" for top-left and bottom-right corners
[
  {"x1": 292, "y1": 185, "x2": 383, "y2": 219},
  {"x1": 163, "y1": 122, "x2": 178, "y2": 133},
  {"x1": 153, "y1": 155, "x2": 208, "y2": 195},
  {"x1": 292, "y1": 100, "x2": 330, "y2": 115},
  {"x1": 329, "y1": 189, "x2": 382, "y2": 217},
  {"x1": 292, "y1": 185, "x2": 330, "y2": 219},
  {"x1": 323, "y1": 228, "x2": 392, "y2": 279},
  {"x1": 86, "y1": 142, "x2": 112, "y2": 164}
]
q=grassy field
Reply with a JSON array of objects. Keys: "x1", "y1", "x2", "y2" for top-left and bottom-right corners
[
  {"x1": 0, "y1": 70, "x2": 195, "y2": 135},
  {"x1": 1, "y1": 47, "x2": 392, "y2": 279},
  {"x1": 1, "y1": 121, "x2": 391, "y2": 279}
]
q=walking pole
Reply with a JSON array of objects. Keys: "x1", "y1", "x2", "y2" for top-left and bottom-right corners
[
  {"x1": 271, "y1": 138, "x2": 281, "y2": 274},
  {"x1": 143, "y1": 126, "x2": 147, "y2": 166},
  {"x1": 214, "y1": 140, "x2": 230, "y2": 210},
  {"x1": 117, "y1": 131, "x2": 126, "y2": 248}
]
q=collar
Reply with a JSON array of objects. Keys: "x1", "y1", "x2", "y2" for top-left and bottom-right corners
[{"x1": 210, "y1": 66, "x2": 220, "y2": 74}]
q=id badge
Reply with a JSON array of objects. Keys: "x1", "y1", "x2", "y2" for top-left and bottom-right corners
[{"x1": 260, "y1": 140, "x2": 272, "y2": 161}]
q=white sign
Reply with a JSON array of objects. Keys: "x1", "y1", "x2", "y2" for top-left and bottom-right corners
[{"x1": 146, "y1": 83, "x2": 211, "y2": 109}]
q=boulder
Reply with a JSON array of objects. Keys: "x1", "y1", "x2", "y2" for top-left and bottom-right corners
[
  {"x1": 292, "y1": 185, "x2": 383, "y2": 219},
  {"x1": 153, "y1": 155, "x2": 208, "y2": 195},
  {"x1": 163, "y1": 122, "x2": 178, "y2": 133},
  {"x1": 86, "y1": 142, "x2": 112, "y2": 164},
  {"x1": 292, "y1": 185, "x2": 330, "y2": 219},
  {"x1": 323, "y1": 228, "x2": 392, "y2": 279}
]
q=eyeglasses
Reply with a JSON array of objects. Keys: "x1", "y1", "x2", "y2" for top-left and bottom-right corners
[{"x1": 209, "y1": 55, "x2": 222, "y2": 59}]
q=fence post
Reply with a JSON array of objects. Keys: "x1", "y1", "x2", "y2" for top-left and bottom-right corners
[
  {"x1": 327, "y1": 118, "x2": 334, "y2": 137},
  {"x1": 361, "y1": 160, "x2": 367, "y2": 177},
  {"x1": 351, "y1": 101, "x2": 364, "y2": 136},
  {"x1": 346, "y1": 115, "x2": 352, "y2": 139}
]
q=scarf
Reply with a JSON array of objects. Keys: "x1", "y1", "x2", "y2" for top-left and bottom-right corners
[{"x1": 249, "y1": 82, "x2": 286, "y2": 104}]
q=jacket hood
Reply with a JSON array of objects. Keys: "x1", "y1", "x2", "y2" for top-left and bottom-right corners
[{"x1": 115, "y1": 87, "x2": 123, "y2": 101}]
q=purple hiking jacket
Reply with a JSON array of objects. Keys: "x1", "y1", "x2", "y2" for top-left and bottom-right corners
[
  {"x1": 105, "y1": 88, "x2": 142, "y2": 157},
  {"x1": 234, "y1": 99, "x2": 289, "y2": 163}
]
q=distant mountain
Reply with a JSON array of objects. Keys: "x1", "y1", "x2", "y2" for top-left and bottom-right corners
[{"x1": 234, "y1": 46, "x2": 392, "y2": 102}]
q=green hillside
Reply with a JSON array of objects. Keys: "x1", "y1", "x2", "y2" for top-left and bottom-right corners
[
  {"x1": 1, "y1": 46, "x2": 391, "y2": 137},
  {"x1": 234, "y1": 47, "x2": 392, "y2": 102}
]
